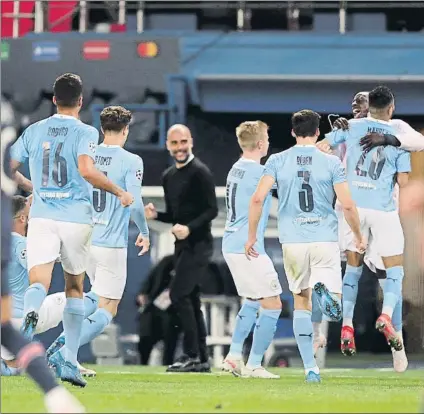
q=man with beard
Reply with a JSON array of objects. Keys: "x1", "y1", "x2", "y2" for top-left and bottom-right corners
[
  {"x1": 318, "y1": 89, "x2": 414, "y2": 372},
  {"x1": 145, "y1": 124, "x2": 218, "y2": 372}
]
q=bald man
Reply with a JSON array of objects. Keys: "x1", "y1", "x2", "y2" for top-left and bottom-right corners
[{"x1": 145, "y1": 124, "x2": 218, "y2": 372}]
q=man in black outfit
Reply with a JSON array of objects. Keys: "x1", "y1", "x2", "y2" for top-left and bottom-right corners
[{"x1": 145, "y1": 124, "x2": 218, "y2": 372}]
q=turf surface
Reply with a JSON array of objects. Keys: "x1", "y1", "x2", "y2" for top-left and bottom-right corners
[{"x1": 2, "y1": 366, "x2": 423, "y2": 413}]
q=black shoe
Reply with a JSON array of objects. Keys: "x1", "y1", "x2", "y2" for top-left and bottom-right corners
[
  {"x1": 166, "y1": 355, "x2": 190, "y2": 370},
  {"x1": 196, "y1": 361, "x2": 211, "y2": 373},
  {"x1": 166, "y1": 357, "x2": 200, "y2": 373}
]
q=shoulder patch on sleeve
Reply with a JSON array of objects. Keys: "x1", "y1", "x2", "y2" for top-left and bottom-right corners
[
  {"x1": 20, "y1": 248, "x2": 27, "y2": 261},
  {"x1": 135, "y1": 169, "x2": 143, "y2": 181}
]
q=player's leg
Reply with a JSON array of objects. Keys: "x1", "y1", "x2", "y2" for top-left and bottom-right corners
[
  {"x1": 46, "y1": 252, "x2": 99, "y2": 361},
  {"x1": 340, "y1": 210, "x2": 368, "y2": 356},
  {"x1": 377, "y1": 278, "x2": 408, "y2": 372},
  {"x1": 283, "y1": 243, "x2": 320, "y2": 383},
  {"x1": 243, "y1": 255, "x2": 282, "y2": 379},
  {"x1": 372, "y1": 210, "x2": 405, "y2": 350},
  {"x1": 1, "y1": 285, "x2": 84, "y2": 412},
  {"x1": 53, "y1": 222, "x2": 92, "y2": 387},
  {"x1": 22, "y1": 218, "x2": 60, "y2": 338},
  {"x1": 222, "y1": 253, "x2": 261, "y2": 372}
]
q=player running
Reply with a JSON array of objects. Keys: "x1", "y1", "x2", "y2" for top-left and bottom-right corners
[
  {"x1": 246, "y1": 110, "x2": 365, "y2": 383},
  {"x1": 221, "y1": 121, "x2": 282, "y2": 379},
  {"x1": 1, "y1": 122, "x2": 84, "y2": 412},
  {"x1": 47, "y1": 106, "x2": 150, "y2": 378},
  {"x1": 1, "y1": 195, "x2": 96, "y2": 377},
  {"x1": 10, "y1": 73, "x2": 134, "y2": 387},
  {"x1": 319, "y1": 86, "x2": 411, "y2": 355}
]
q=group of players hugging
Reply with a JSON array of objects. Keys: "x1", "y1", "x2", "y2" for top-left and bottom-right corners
[{"x1": 1, "y1": 70, "x2": 424, "y2": 414}]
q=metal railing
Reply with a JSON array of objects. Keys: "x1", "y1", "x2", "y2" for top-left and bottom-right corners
[{"x1": 3, "y1": 1, "x2": 423, "y2": 38}]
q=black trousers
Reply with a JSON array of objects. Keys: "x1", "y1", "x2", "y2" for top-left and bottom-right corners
[
  {"x1": 169, "y1": 239, "x2": 212, "y2": 363},
  {"x1": 138, "y1": 306, "x2": 180, "y2": 366}
]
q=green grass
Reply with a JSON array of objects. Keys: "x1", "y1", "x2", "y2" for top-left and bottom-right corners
[{"x1": 2, "y1": 366, "x2": 423, "y2": 413}]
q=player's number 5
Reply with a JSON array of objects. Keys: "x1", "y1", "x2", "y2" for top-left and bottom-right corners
[
  {"x1": 92, "y1": 171, "x2": 107, "y2": 213},
  {"x1": 298, "y1": 170, "x2": 314, "y2": 213}
]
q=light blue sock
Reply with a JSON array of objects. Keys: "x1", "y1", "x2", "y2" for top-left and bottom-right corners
[
  {"x1": 229, "y1": 299, "x2": 260, "y2": 358},
  {"x1": 293, "y1": 309, "x2": 316, "y2": 370},
  {"x1": 23, "y1": 283, "x2": 47, "y2": 316},
  {"x1": 379, "y1": 279, "x2": 402, "y2": 332},
  {"x1": 63, "y1": 297, "x2": 85, "y2": 366},
  {"x1": 83, "y1": 291, "x2": 99, "y2": 318},
  {"x1": 342, "y1": 265, "x2": 363, "y2": 321},
  {"x1": 383, "y1": 266, "x2": 404, "y2": 317},
  {"x1": 58, "y1": 308, "x2": 113, "y2": 361},
  {"x1": 79, "y1": 308, "x2": 113, "y2": 346},
  {"x1": 247, "y1": 308, "x2": 281, "y2": 368},
  {"x1": 311, "y1": 291, "x2": 323, "y2": 324},
  {"x1": 51, "y1": 291, "x2": 99, "y2": 347}
]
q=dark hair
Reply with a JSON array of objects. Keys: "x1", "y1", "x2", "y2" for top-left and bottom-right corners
[
  {"x1": 291, "y1": 110, "x2": 321, "y2": 137},
  {"x1": 53, "y1": 73, "x2": 83, "y2": 108},
  {"x1": 100, "y1": 106, "x2": 132, "y2": 133},
  {"x1": 368, "y1": 86, "x2": 394, "y2": 110},
  {"x1": 12, "y1": 195, "x2": 27, "y2": 217}
]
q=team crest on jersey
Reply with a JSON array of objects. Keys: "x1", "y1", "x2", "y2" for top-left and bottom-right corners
[
  {"x1": 42, "y1": 141, "x2": 50, "y2": 150},
  {"x1": 135, "y1": 169, "x2": 143, "y2": 181},
  {"x1": 89, "y1": 141, "x2": 96, "y2": 153},
  {"x1": 20, "y1": 249, "x2": 27, "y2": 260}
]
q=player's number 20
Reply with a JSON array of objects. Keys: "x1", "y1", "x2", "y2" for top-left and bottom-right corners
[
  {"x1": 298, "y1": 170, "x2": 314, "y2": 213},
  {"x1": 42, "y1": 142, "x2": 68, "y2": 187},
  {"x1": 355, "y1": 147, "x2": 386, "y2": 180}
]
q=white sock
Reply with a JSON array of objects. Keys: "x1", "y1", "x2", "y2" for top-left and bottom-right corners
[
  {"x1": 312, "y1": 322, "x2": 321, "y2": 338},
  {"x1": 382, "y1": 306, "x2": 394, "y2": 318},
  {"x1": 343, "y1": 318, "x2": 353, "y2": 328},
  {"x1": 305, "y1": 365, "x2": 320, "y2": 375}
]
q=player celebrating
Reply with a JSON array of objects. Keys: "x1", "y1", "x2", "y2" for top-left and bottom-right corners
[
  {"x1": 10, "y1": 73, "x2": 134, "y2": 387},
  {"x1": 1, "y1": 195, "x2": 96, "y2": 377},
  {"x1": 1, "y1": 124, "x2": 84, "y2": 412},
  {"x1": 47, "y1": 106, "x2": 150, "y2": 377},
  {"x1": 329, "y1": 91, "x2": 413, "y2": 372},
  {"x1": 319, "y1": 86, "x2": 411, "y2": 354},
  {"x1": 221, "y1": 121, "x2": 282, "y2": 379},
  {"x1": 246, "y1": 110, "x2": 365, "y2": 383}
]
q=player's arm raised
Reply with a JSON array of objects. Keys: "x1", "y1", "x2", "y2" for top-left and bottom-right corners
[
  {"x1": 316, "y1": 124, "x2": 349, "y2": 155},
  {"x1": 125, "y1": 157, "x2": 150, "y2": 256},
  {"x1": 360, "y1": 120, "x2": 424, "y2": 152}
]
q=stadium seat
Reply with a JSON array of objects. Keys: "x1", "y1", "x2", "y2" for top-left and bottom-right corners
[
  {"x1": 313, "y1": 12, "x2": 342, "y2": 32},
  {"x1": 145, "y1": 13, "x2": 197, "y2": 31},
  {"x1": 91, "y1": 323, "x2": 124, "y2": 365},
  {"x1": 47, "y1": 1, "x2": 77, "y2": 33},
  {"x1": 351, "y1": 13, "x2": 387, "y2": 32},
  {"x1": 1, "y1": 1, "x2": 34, "y2": 38}
]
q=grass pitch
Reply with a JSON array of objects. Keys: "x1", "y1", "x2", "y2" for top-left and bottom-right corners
[{"x1": 1, "y1": 366, "x2": 423, "y2": 413}]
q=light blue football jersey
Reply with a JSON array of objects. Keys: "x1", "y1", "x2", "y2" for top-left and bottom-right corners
[
  {"x1": 264, "y1": 145, "x2": 346, "y2": 244},
  {"x1": 325, "y1": 117, "x2": 411, "y2": 212},
  {"x1": 222, "y1": 158, "x2": 272, "y2": 255},
  {"x1": 8, "y1": 233, "x2": 28, "y2": 318},
  {"x1": 11, "y1": 114, "x2": 98, "y2": 225},
  {"x1": 91, "y1": 144, "x2": 149, "y2": 249}
]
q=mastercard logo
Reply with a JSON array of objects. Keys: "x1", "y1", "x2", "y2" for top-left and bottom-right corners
[{"x1": 137, "y1": 42, "x2": 158, "y2": 58}]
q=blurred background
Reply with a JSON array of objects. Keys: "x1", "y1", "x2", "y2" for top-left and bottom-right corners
[{"x1": 1, "y1": 0, "x2": 424, "y2": 370}]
